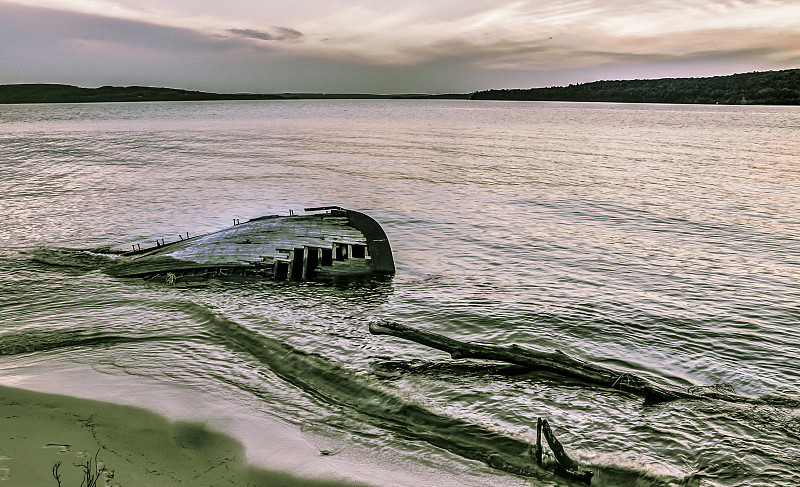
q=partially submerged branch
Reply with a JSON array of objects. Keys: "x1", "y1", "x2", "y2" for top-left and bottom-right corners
[
  {"x1": 537, "y1": 417, "x2": 593, "y2": 485},
  {"x1": 367, "y1": 320, "x2": 792, "y2": 484},
  {"x1": 369, "y1": 320, "x2": 710, "y2": 403}
]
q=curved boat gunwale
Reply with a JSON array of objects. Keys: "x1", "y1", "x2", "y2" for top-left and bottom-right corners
[{"x1": 107, "y1": 207, "x2": 395, "y2": 283}]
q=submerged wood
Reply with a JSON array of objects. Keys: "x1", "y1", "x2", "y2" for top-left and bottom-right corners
[
  {"x1": 535, "y1": 418, "x2": 543, "y2": 465},
  {"x1": 538, "y1": 418, "x2": 593, "y2": 484},
  {"x1": 106, "y1": 207, "x2": 395, "y2": 284},
  {"x1": 368, "y1": 320, "x2": 698, "y2": 403}
]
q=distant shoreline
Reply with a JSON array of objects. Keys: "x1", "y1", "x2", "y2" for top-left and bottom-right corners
[
  {"x1": 1, "y1": 68, "x2": 798, "y2": 105},
  {"x1": 0, "y1": 84, "x2": 470, "y2": 104},
  {"x1": 472, "y1": 68, "x2": 799, "y2": 105}
]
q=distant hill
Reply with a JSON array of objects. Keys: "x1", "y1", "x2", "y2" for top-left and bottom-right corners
[
  {"x1": 2, "y1": 69, "x2": 798, "y2": 105},
  {"x1": 0, "y1": 84, "x2": 286, "y2": 104},
  {"x1": 471, "y1": 69, "x2": 800, "y2": 105},
  {"x1": 0, "y1": 84, "x2": 474, "y2": 103},
  {"x1": 0, "y1": 84, "x2": 473, "y2": 104}
]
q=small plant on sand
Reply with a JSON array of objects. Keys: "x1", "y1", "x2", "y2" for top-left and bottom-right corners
[
  {"x1": 52, "y1": 450, "x2": 107, "y2": 487},
  {"x1": 77, "y1": 450, "x2": 106, "y2": 487},
  {"x1": 52, "y1": 461, "x2": 62, "y2": 487}
]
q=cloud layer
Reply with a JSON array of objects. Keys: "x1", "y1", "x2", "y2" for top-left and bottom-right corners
[
  {"x1": 228, "y1": 27, "x2": 303, "y2": 42},
  {"x1": 1, "y1": 0, "x2": 798, "y2": 92}
]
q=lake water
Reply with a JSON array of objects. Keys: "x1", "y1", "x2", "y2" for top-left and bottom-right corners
[{"x1": 1, "y1": 100, "x2": 798, "y2": 486}]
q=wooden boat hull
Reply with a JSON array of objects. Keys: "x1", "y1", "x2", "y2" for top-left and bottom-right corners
[{"x1": 108, "y1": 207, "x2": 395, "y2": 283}]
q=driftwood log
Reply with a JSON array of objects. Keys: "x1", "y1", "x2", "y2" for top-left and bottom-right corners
[
  {"x1": 369, "y1": 320, "x2": 703, "y2": 403},
  {"x1": 369, "y1": 320, "x2": 792, "y2": 406},
  {"x1": 367, "y1": 321, "x2": 796, "y2": 483}
]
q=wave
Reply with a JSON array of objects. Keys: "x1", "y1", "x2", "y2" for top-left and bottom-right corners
[
  {"x1": 25, "y1": 246, "x2": 120, "y2": 271},
  {"x1": 0, "y1": 329, "x2": 199, "y2": 356},
  {"x1": 179, "y1": 301, "x2": 687, "y2": 485},
  {"x1": 8, "y1": 251, "x2": 787, "y2": 485}
]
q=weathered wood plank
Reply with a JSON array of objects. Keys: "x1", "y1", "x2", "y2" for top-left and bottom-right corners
[{"x1": 109, "y1": 209, "x2": 395, "y2": 282}]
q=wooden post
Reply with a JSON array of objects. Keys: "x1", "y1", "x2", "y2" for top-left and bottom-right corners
[
  {"x1": 289, "y1": 252, "x2": 296, "y2": 280},
  {"x1": 535, "y1": 418, "x2": 543, "y2": 465},
  {"x1": 301, "y1": 247, "x2": 309, "y2": 280}
]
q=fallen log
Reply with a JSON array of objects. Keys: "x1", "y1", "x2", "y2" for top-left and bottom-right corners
[{"x1": 368, "y1": 319, "x2": 698, "y2": 403}]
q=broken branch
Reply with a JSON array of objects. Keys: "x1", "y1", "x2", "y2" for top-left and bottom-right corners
[
  {"x1": 368, "y1": 319, "x2": 696, "y2": 403},
  {"x1": 539, "y1": 418, "x2": 593, "y2": 484}
]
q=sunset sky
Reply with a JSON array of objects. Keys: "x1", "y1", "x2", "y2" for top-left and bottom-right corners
[{"x1": 1, "y1": 0, "x2": 798, "y2": 93}]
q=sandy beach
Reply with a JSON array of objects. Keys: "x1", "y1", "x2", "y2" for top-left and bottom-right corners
[{"x1": 0, "y1": 385, "x2": 367, "y2": 487}]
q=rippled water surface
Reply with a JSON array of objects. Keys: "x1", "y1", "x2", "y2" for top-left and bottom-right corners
[{"x1": 1, "y1": 100, "x2": 799, "y2": 486}]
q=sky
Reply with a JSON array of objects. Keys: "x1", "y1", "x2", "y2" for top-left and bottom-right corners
[{"x1": 1, "y1": 0, "x2": 799, "y2": 94}]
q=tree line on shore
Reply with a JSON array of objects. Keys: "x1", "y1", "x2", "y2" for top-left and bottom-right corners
[
  {"x1": 1, "y1": 69, "x2": 798, "y2": 105},
  {"x1": 470, "y1": 69, "x2": 800, "y2": 105},
  {"x1": 0, "y1": 84, "x2": 285, "y2": 104}
]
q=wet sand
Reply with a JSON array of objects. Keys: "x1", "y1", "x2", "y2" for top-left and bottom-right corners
[{"x1": 0, "y1": 385, "x2": 367, "y2": 486}]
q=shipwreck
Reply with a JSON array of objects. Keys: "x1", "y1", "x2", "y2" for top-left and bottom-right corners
[{"x1": 107, "y1": 206, "x2": 395, "y2": 283}]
